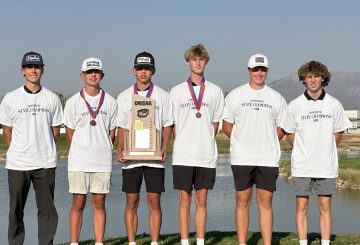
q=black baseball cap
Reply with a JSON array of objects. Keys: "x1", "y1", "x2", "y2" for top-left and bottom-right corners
[
  {"x1": 134, "y1": 51, "x2": 155, "y2": 69},
  {"x1": 21, "y1": 51, "x2": 45, "y2": 67}
]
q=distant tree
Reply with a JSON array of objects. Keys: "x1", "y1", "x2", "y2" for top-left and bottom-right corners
[{"x1": 53, "y1": 91, "x2": 66, "y2": 109}]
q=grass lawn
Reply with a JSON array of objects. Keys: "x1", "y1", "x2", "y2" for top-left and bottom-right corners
[
  {"x1": 280, "y1": 157, "x2": 360, "y2": 189},
  {"x1": 56, "y1": 231, "x2": 360, "y2": 245},
  {"x1": 0, "y1": 133, "x2": 359, "y2": 159}
]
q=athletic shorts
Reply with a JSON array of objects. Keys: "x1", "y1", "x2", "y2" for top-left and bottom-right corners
[
  {"x1": 173, "y1": 165, "x2": 216, "y2": 192},
  {"x1": 68, "y1": 171, "x2": 111, "y2": 194},
  {"x1": 292, "y1": 177, "x2": 336, "y2": 196},
  {"x1": 122, "y1": 166, "x2": 165, "y2": 193},
  {"x1": 231, "y1": 165, "x2": 279, "y2": 192}
]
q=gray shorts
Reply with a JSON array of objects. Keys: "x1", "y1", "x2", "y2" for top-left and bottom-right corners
[
  {"x1": 68, "y1": 171, "x2": 111, "y2": 194},
  {"x1": 292, "y1": 177, "x2": 336, "y2": 196}
]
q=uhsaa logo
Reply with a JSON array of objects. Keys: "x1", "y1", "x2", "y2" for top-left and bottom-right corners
[
  {"x1": 137, "y1": 109, "x2": 149, "y2": 118},
  {"x1": 137, "y1": 57, "x2": 151, "y2": 64}
]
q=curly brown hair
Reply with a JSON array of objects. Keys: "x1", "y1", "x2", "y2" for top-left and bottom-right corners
[
  {"x1": 184, "y1": 44, "x2": 210, "y2": 63},
  {"x1": 298, "y1": 60, "x2": 331, "y2": 87}
]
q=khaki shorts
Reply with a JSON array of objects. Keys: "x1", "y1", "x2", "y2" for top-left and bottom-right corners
[{"x1": 68, "y1": 171, "x2": 111, "y2": 194}]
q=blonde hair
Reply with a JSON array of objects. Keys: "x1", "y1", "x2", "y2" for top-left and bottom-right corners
[{"x1": 184, "y1": 44, "x2": 210, "y2": 62}]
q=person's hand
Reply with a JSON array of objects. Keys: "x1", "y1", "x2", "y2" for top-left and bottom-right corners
[
  {"x1": 117, "y1": 150, "x2": 128, "y2": 163},
  {"x1": 160, "y1": 146, "x2": 167, "y2": 163}
]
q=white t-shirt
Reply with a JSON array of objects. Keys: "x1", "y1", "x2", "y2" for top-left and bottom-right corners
[
  {"x1": 63, "y1": 89, "x2": 118, "y2": 172},
  {"x1": 222, "y1": 83, "x2": 288, "y2": 167},
  {"x1": 0, "y1": 86, "x2": 63, "y2": 170},
  {"x1": 287, "y1": 92, "x2": 351, "y2": 178},
  {"x1": 170, "y1": 80, "x2": 224, "y2": 168},
  {"x1": 117, "y1": 84, "x2": 173, "y2": 169}
]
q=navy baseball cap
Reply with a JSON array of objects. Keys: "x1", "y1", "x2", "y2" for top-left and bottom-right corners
[
  {"x1": 21, "y1": 51, "x2": 45, "y2": 67},
  {"x1": 134, "y1": 51, "x2": 155, "y2": 69}
]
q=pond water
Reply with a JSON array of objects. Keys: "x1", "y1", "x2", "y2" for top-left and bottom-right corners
[{"x1": 0, "y1": 154, "x2": 359, "y2": 244}]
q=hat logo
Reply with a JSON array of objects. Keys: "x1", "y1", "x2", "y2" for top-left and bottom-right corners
[
  {"x1": 86, "y1": 61, "x2": 100, "y2": 67},
  {"x1": 137, "y1": 57, "x2": 151, "y2": 64},
  {"x1": 26, "y1": 55, "x2": 40, "y2": 61},
  {"x1": 255, "y1": 57, "x2": 264, "y2": 63}
]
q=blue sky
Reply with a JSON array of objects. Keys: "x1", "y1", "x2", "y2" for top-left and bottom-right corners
[{"x1": 1, "y1": 0, "x2": 359, "y2": 97}]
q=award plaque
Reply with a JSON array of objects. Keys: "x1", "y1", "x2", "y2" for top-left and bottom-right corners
[{"x1": 123, "y1": 94, "x2": 162, "y2": 160}]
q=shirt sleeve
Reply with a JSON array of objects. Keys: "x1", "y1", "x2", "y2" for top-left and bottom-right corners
[
  {"x1": 222, "y1": 92, "x2": 235, "y2": 123},
  {"x1": 109, "y1": 100, "x2": 118, "y2": 130},
  {"x1": 162, "y1": 92, "x2": 173, "y2": 128},
  {"x1": 275, "y1": 96, "x2": 290, "y2": 130},
  {"x1": 283, "y1": 100, "x2": 296, "y2": 133},
  {"x1": 63, "y1": 99, "x2": 75, "y2": 129},
  {"x1": 213, "y1": 87, "x2": 225, "y2": 123},
  {"x1": 0, "y1": 94, "x2": 13, "y2": 127},
  {"x1": 116, "y1": 93, "x2": 127, "y2": 129},
  {"x1": 333, "y1": 101, "x2": 351, "y2": 132},
  {"x1": 169, "y1": 88, "x2": 179, "y2": 125},
  {"x1": 51, "y1": 94, "x2": 64, "y2": 127}
]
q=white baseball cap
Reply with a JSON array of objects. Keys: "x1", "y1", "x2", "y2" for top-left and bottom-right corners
[
  {"x1": 81, "y1": 57, "x2": 103, "y2": 72},
  {"x1": 248, "y1": 54, "x2": 268, "y2": 68}
]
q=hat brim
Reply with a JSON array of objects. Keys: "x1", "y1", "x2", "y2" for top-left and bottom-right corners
[
  {"x1": 82, "y1": 68, "x2": 103, "y2": 72},
  {"x1": 22, "y1": 63, "x2": 45, "y2": 67},
  {"x1": 134, "y1": 64, "x2": 155, "y2": 69},
  {"x1": 248, "y1": 65, "x2": 268, "y2": 69}
]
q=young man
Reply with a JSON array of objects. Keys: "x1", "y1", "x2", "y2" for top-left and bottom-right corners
[
  {"x1": 0, "y1": 51, "x2": 63, "y2": 245},
  {"x1": 286, "y1": 61, "x2": 351, "y2": 245},
  {"x1": 169, "y1": 44, "x2": 224, "y2": 245},
  {"x1": 117, "y1": 51, "x2": 173, "y2": 245},
  {"x1": 63, "y1": 57, "x2": 118, "y2": 245},
  {"x1": 222, "y1": 54, "x2": 288, "y2": 245}
]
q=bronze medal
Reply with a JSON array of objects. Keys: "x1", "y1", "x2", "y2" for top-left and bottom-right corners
[
  {"x1": 90, "y1": 120, "x2": 97, "y2": 126},
  {"x1": 80, "y1": 88, "x2": 105, "y2": 128},
  {"x1": 187, "y1": 77, "x2": 205, "y2": 120}
]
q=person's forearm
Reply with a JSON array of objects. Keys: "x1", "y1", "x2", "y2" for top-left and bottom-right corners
[
  {"x1": 2, "y1": 125, "x2": 13, "y2": 147},
  {"x1": 65, "y1": 127, "x2": 74, "y2": 145},
  {"x1": 213, "y1": 122, "x2": 219, "y2": 137},
  {"x1": 222, "y1": 120, "x2": 233, "y2": 138},
  {"x1": 109, "y1": 128, "x2": 116, "y2": 144},
  {"x1": 334, "y1": 132, "x2": 343, "y2": 146},
  {"x1": 52, "y1": 126, "x2": 60, "y2": 143},
  {"x1": 117, "y1": 128, "x2": 125, "y2": 151},
  {"x1": 161, "y1": 126, "x2": 173, "y2": 150}
]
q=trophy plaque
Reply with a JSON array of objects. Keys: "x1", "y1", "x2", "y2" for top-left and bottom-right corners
[{"x1": 123, "y1": 94, "x2": 162, "y2": 160}]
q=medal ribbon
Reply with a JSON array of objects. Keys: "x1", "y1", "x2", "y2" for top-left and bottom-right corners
[
  {"x1": 133, "y1": 82, "x2": 154, "y2": 98},
  {"x1": 187, "y1": 77, "x2": 205, "y2": 111},
  {"x1": 80, "y1": 88, "x2": 105, "y2": 119}
]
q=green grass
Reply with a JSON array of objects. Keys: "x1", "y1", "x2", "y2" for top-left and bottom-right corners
[
  {"x1": 56, "y1": 231, "x2": 360, "y2": 245},
  {"x1": 280, "y1": 157, "x2": 360, "y2": 189},
  {"x1": 0, "y1": 133, "x2": 358, "y2": 159},
  {"x1": 338, "y1": 154, "x2": 360, "y2": 170},
  {"x1": 216, "y1": 132, "x2": 230, "y2": 153},
  {"x1": 338, "y1": 168, "x2": 360, "y2": 188}
]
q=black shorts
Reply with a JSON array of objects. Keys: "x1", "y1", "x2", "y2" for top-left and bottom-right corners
[
  {"x1": 231, "y1": 165, "x2": 279, "y2": 192},
  {"x1": 122, "y1": 166, "x2": 165, "y2": 193},
  {"x1": 173, "y1": 165, "x2": 216, "y2": 192}
]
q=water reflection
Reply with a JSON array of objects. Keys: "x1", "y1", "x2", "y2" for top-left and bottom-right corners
[{"x1": 0, "y1": 154, "x2": 359, "y2": 244}]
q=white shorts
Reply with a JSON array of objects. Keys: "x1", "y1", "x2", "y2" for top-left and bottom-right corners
[{"x1": 68, "y1": 171, "x2": 111, "y2": 194}]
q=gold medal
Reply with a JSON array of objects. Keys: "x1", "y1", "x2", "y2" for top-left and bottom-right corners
[
  {"x1": 90, "y1": 120, "x2": 97, "y2": 126},
  {"x1": 196, "y1": 112, "x2": 202, "y2": 118}
]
